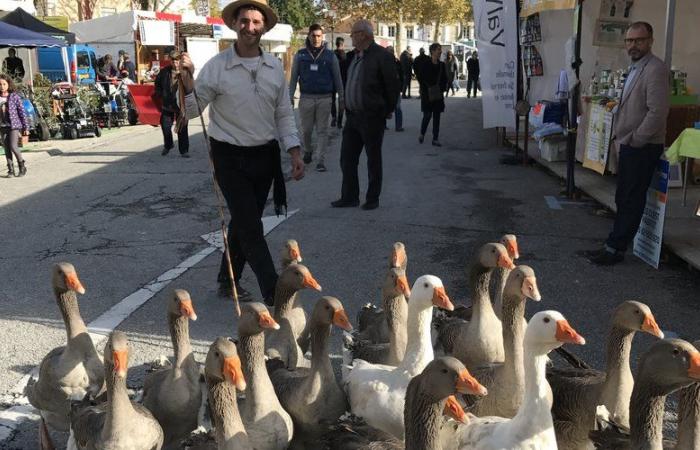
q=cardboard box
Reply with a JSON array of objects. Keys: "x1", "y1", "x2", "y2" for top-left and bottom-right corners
[{"x1": 539, "y1": 138, "x2": 568, "y2": 162}]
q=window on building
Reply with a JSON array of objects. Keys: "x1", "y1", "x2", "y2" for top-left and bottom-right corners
[
  {"x1": 406, "y1": 27, "x2": 414, "y2": 39},
  {"x1": 387, "y1": 26, "x2": 395, "y2": 37},
  {"x1": 101, "y1": 7, "x2": 117, "y2": 16}
]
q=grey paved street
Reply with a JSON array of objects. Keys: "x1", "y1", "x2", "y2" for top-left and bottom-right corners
[{"x1": 1, "y1": 88, "x2": 698, "y2": 448}]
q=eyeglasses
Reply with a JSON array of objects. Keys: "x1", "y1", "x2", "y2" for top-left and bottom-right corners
[
  {"x1": 350, "y1": 30, "x2": 363, "y2": 36},
  {"x1": 624, "y1": 36, "x2": 651, "y2": 45}
]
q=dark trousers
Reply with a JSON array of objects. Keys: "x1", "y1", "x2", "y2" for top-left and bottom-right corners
[
  {"x1": 2, "y1": 129, "x2": 22, "y2": 163},
  {"x1": 160, "y1": 111, "x2": 189, "y2": 154},
  {"x1": 467, "y1": 77, "x2": 479, "y2": 97},
  {"x1": 606, "y1": 143, "x2": 664, "y2": 252},
  {"x1": 402, "y1": 75, "x2": 412, "y2": 97},
  {"x1": 330, "y1": 91, "x2": 344, "y2": 127},
  {"x1": 211, "y1": 139, "x2": 279, "y2": 299},
  {"x1": 420, "y1": 110, "x2": 442, "y2": 140},
  {"x1": 340, "y1": 111, "x2": 386, "y2": 203}
]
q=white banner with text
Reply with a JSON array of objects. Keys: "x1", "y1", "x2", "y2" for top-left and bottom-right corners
[{"x1": 474, "y1": 0, "x2": 518, "y2": 129}]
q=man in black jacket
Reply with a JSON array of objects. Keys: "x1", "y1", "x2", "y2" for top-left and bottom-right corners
[
  {"x1": 154, "y1": 50, "x2": 189, "y2": 157},
  {"x1": 399, "y1": 46, "x2": 413, "y2": 98},
  {"x1": 331, "y1": 19, "x2": 400, "y2": 211}
]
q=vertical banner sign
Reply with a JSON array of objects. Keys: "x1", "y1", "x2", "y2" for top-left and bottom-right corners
[
  {"x1": 633, "y1": 159, "x2": 669, "y2": 269},
  {"x1": 473, "y1": 0, "x2": 518, "y2": 128}
]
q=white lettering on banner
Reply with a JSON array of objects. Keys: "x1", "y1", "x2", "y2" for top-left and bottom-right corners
[
  {"x1": 474, "y1": 0, "x2": 517, "y2": 128},
  {"x1": 633, "y1": 160, "x2": 669, "y2": 269}
]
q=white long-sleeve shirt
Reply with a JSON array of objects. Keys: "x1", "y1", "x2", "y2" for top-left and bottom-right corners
[{"x1": 184, "y1": 46, "x2": 300, "y2": 152}]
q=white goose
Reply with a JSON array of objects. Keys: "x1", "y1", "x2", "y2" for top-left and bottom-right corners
[
  {"x1": 344, "y1": 275, "x2": 458, "y2": 438},
  {"x1": 442, "y1": 310, "x2": 585, "y2": 450}
]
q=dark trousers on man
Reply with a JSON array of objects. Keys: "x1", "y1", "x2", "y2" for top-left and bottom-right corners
[
  {"x1": 605, "y1": 143, "x2": 664, "y2": 253},
  {"x1": 160, "y1": 111, "x2": 189, "y2": 154},
  {"x1": 340, "y1": 111, "x2": 386, "y2": 203},
  {"x1": 467, "y1": 77, "x2": 479, "y2": 97},
  {"x1": 211, "y1": 138, "x2": 279, "y2": 299},
  {"x1": 420, "y1": 110, "x2": 441, "y2": 140},
  {"x1": 402, "y1": 74, "x2": 412, "y2": 98},
  {"x1": 330, "y1": 91, "x2": 344, "y2": 127}
]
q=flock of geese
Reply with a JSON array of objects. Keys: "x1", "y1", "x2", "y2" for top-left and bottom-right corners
[{"x1": 23, "y1": 236, "x2": 700, "y2": 449}]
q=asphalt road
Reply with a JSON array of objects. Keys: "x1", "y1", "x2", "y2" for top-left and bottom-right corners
[{"x1": 1, "y1": 87, "x2": 698, "y2": 448}]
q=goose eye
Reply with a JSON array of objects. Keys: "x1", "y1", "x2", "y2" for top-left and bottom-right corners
[
  {"x1": 634, "y1": 310, "x2": 640, "y2": 314},
  {"x1": 442, "y1": 368, "x2": 448, "y2": 374},
  {"x1": 673, "y1": 348, "x2": 681, "y2": 356},
  {"x1": 424, "y1": 283, "x2": 429, "y2": 288},
  {"x1": 215, "y1": 351, "x2": 220, "y2": 358},
  {"x1": 325, "y1": 305, "x2": 330, "y2": 310},
  {"x1": 543, "y1": 317, "x2": 551, "y2": 323}
]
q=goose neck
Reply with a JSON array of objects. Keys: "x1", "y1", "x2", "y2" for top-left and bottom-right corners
[
  {"x1": 169, "y1": 313, "x2": 192, "y2": 370},
  {"x1": 56, "y1": 289, "x2": 87, "y2": 340},
  {"x1": 104, "y1": 366, "x2": 133, "y2": 434},
  {"x1": 493, "y1": 267, "x2": 510, "y2": 308},
  {"x1": 404, "y1": 378, "x2": 444, "y2": 450},
  {"x1": 605, "y1": 325, "x2": 634, "y2": 379},
  {"x1": 309, "y1": 322, "x2": 333, "y2": 376},
  {"x1": 400, "y1": 302, "x2": 433, "y2": 374},
  {"x1": 384, "y1": 295, "x2": 408, "y2": 364},
  {"x1": 239, "y1": 332, "x2": 277, "y2": 412},
  {"x1": 511, "y1": 344, "x2": 552, "y2": 428},
  {"x1": 469, "y1": 263, "x2": 494, "y2": 315},
  {"x1": 501, "y1": 293, "x2": 526, "y2": 380},
  {"x1": 208, "y1": 377, "x2": 246, "y2": 443},
  {"x1": 676, "y1": 383, "x2": 700, "y2": 450},
  {"x1": 273, "y1": 284, "x2": 297, "y2": 320},
  {"x1": 629, "y1": 379, "x2": 667, "y2": 449}
]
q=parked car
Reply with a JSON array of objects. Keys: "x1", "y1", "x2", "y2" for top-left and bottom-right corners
[{"x1": 37, "y1": 44, "x2": 99, "y2": 85}]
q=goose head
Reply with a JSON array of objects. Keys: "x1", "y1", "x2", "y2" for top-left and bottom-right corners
[
  {"x1": 105, "y1": 331, "x2": 129, "y2": 379},
  {"x1": 638, "y1": 339, "x2": 700, "y2": 391},
  {"x1": 504, "y1": 265, "x2": 541, "y2": 301},
  {"x1": 278, "y1": 263, "x2": 322, "y2": 292},
  {"x1": 239, "y1": 302, "x2": 279, "y2": 336},
  {"x1": 525, "y1": 310, "x2": 585, "y2": 353},
  {"x1": 500, "y1": 234, "x2": 520, "y2": 260},
  {"x1": 477, "y1": 243, "x2": 515, "y2": 270},
  {"x1": 612, "y1": 301, "x2": 663, "y2": 338},
  {"x1": 52, "y1": 262, "x2": 86, "y2": 295},
  {"x1": 206, "y1": 337, "x2": 246, "y2": 391},
  {"x1": 410, "y1": 275, "x2": 453, "y2": 311},
  {"x1": 168, "y1": 289, "x2": 197, "y2": 321},
  {"x1": 390, "y1": 242, "x2": 407, "y2": 268},
  {"x1": 282, "y1": 239, "x2": 302, "y2": 264},
  {"x1": 311, "y1": 296, "x2": 353, "y2": 331},
  {"x1": 420, "y1": 357, "x2": 487, "y2": 422},
  {"x1": 382, "y1": 267, "x2": 411, "y2": 299}
]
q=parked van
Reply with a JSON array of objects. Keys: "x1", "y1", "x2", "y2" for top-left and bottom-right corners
[{"x1": 37, "y1": 44, "x2": 99, "y2": 85}]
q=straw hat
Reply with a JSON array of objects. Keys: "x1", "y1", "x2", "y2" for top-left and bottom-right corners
[{"x1": 222, "y1": 0, "x2": 278, "y2": 31}]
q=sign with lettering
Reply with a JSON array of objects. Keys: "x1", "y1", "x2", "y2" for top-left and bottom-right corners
[
  {"x1": 473, "y1": 0, "x2": 518, "y2": 128},
  {"x1": 633, "y1": 159, "x2": 669, "y2": 269},
  {"x1": 521, "y1": 0, "x2": 577, "y2": 17}
]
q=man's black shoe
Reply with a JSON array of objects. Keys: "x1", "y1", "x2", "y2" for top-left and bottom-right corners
[
  {"x1": 180, "y1": 152, "x2": 190, "y2": 158},
  {"x1": 303, "y1": 152, "x2": 312, "y2": 164},
  {"x1": 396, "y1": 127, "x2": 405, "y2": 132},
  {"x1": 218, "y1": 282, "x2": 253, "y2": 301},
  {"x1": 161, "y1": 147, "x2": 171, "y2": 156},
  {"x1": 580, "y1": 248, "x2": 608, "y2": 259},
  {"x1": 331, "y1": 199, "x2": 359, "y2": 208},
  {"x1": 361, "y1": 200, "x2": 379, "y2": 210},
  {"x1": 590, "y1": 251, "x2": 624, "y2": 266}
]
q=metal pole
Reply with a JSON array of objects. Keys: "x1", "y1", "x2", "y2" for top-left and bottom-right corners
[
  {"x1": 566, "y1": 1, "x2": 583, "y2": 198},
  {"x1": 664, "y1": 0, "x2": 676, "y2": 68}
]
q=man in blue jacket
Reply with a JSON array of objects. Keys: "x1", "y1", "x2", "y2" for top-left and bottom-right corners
[{"x1": 289, "y1": 24, "x2": 344, "y2": 172}]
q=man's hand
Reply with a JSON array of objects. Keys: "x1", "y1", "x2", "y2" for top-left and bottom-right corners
[
  {"x1": 386, "y1": 112, "x2": 393, "y2": 120},
  {"x1": 288, "y1": 147, "x2": 305, "y2": 180},
  {"x1": 179, "y1": 53, "x2": 195, "y2": 94}
]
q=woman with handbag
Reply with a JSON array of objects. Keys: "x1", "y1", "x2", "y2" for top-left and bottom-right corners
[
  {"x1": 419, "y1": 43, "x2": 448, "y2": 147},
  {"x1": 0, "y1": 74, "x2": 29, "y2": 177}
]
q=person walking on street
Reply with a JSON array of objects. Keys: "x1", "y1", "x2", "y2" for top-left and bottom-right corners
[
  {"x1": 2, "y1": 49, "x2": 25, "y2": 82},
  {"x1": 413, "y1": 47, "x2": 429, "y2": 87},
  {"x1": 0, "y1": 74, "x2": 29, "y2": 177},
  {"x1": 399, "y1": 46, "x2": 413, "y2": 98},
  {"x1": 466, "y1": 52, "x2": 480, "y2": 98},
  {"x1": 180, "y1": 0, "x2": 304, "y2": 304},
  {"x1": 444, "y1": 50, "x2": 459, "y2": 96},
  {"x1": 584, "y1": 22, "x2": 669, "y2": 266},
  {"x1": 331, "y1": 36, "x2": 347, "y2": 129},
  {"x1": 387, "y1": 46, "x2": 404, "y2": 132},
  {"x1": 154, "y1": 50, "x2": 190, "y2": 157},
  {"x1": 289, "y1": 24, "x2": 344, "y2": 173},
  {"x1": 418, "y1": 43, "x2": 448, "y2": 147},
  {"x1": 331, "y1": 19, "x2": 400, "y2": 211}
]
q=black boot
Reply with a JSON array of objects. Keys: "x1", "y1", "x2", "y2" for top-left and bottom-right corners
[
  {"x1": 6, "y1": 161, "x2": 15, "y2": 177},
  {"x1": 17, "y1": 160, "x2": 26, "y2": 177}
]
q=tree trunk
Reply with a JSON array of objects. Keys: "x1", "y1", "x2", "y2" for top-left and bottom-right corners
[
  {"x1": 394, "y1": 8, "x2": 403, "y2": 55},
  {"x1": 433, "y1": 18, "x2": 441, "y2": 42},
  {"x1": 77, "y1": 0, "x2": 83, "y2": 21}
]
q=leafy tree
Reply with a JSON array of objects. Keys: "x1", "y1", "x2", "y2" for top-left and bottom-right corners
[{"x1": 269, "y1": 0, "x2": 320, "y2": 31}]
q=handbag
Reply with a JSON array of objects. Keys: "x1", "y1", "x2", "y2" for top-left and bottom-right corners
[{"x1": 427, "y1": 65, "x2": 443, "y2": 102}]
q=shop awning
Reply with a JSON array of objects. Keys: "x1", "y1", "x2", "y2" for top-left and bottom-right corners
[
  {"x1": 0, "y1": 8, "x2": 76, "y2": 44},
  {"x1": 0, "y1": 20, "x2": 66, "y2": 47}
]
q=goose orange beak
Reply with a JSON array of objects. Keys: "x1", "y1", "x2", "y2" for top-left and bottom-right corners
[
  {"x1": 641, "y1": 314, "x2": 664, "y2": 338},
  {"x1": 223, "y1": 355, "x2": 246, "y2": 391},
  {"x1": 290, "y1": 247, "x2": 302, "y2": 262},
  {"x1": 688, "y1": 352, "x2": 700, "y2": 380},
  {"x1": 555, "y1": 320, "x2": 586, "y2": 345},
  {"x1": 259, "y1": 312, "x2": 280, "y2": 330},
  {"x1": 180, "y1": 299, "x2": 198, "y2": 321},
  {"x1": 443, "y1": 395, "x2": 469, "y2": 424},
  {"x1": 497, "y1": 253, "x2": 516, "y2": 270},
  {"x1": 113, "y1": 350, "x2": 128, "y2": 378},
  {"x1": 432, "y1": 286, "x2": 454, "y2": 311},
  {"x1": 333, "y1": 309, "x2": 353, "y2": 331},
  {"x1": 522, "y1": 276, "x2": 541, "y2": 301},
  {"x1": 397, "y1": 275, "x2": 411, "y2": 298},
  {"x1": 65, "y1": 272, "x2": 86, "y2": 295},
  {"x1": 455, "y1": 368, "x2": 487, "y2": 396},
  {"x1": 506, "y1": 240, "x2": 520, "y2": 260},
  {"x1": 302, "y1": 273, "x2": 322, "y2": 291}
]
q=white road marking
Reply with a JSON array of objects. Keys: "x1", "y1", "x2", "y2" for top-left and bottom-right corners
[{"x1": 0, "y1": 210, "x2": 298, "y2": 442}]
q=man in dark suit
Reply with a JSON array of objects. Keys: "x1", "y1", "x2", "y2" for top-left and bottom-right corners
[
  {"x1": 331, "y1": 19, "x2": 400, "y2": 210},
  {"x1": 585, "y1": 21, "x2": 669, "y2": 266}
]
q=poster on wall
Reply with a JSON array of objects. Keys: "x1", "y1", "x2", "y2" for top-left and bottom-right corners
[
  {"x1": 521, "y1": 0, "x2": 576, "y2": 17},
  {"x1": 473, "y1": 0, "x2": 517, "y2": 129},
  {"x1": 593, "y1": 19, "x2": 628, "y2": 48},
  {"x1": 599, "y1": 0, "x2": 634, "y2": 20},
  {"x1": 582, "y1": 103, "x2": 613, "y2": 174},
  {"x1": 633, "y1": 159, "x2": 669, "y2": 269}
]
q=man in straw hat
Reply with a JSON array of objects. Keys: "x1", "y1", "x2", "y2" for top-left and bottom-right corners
[{"x1": 179, "y1": 0, "x2": 304, "y2": 305}]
